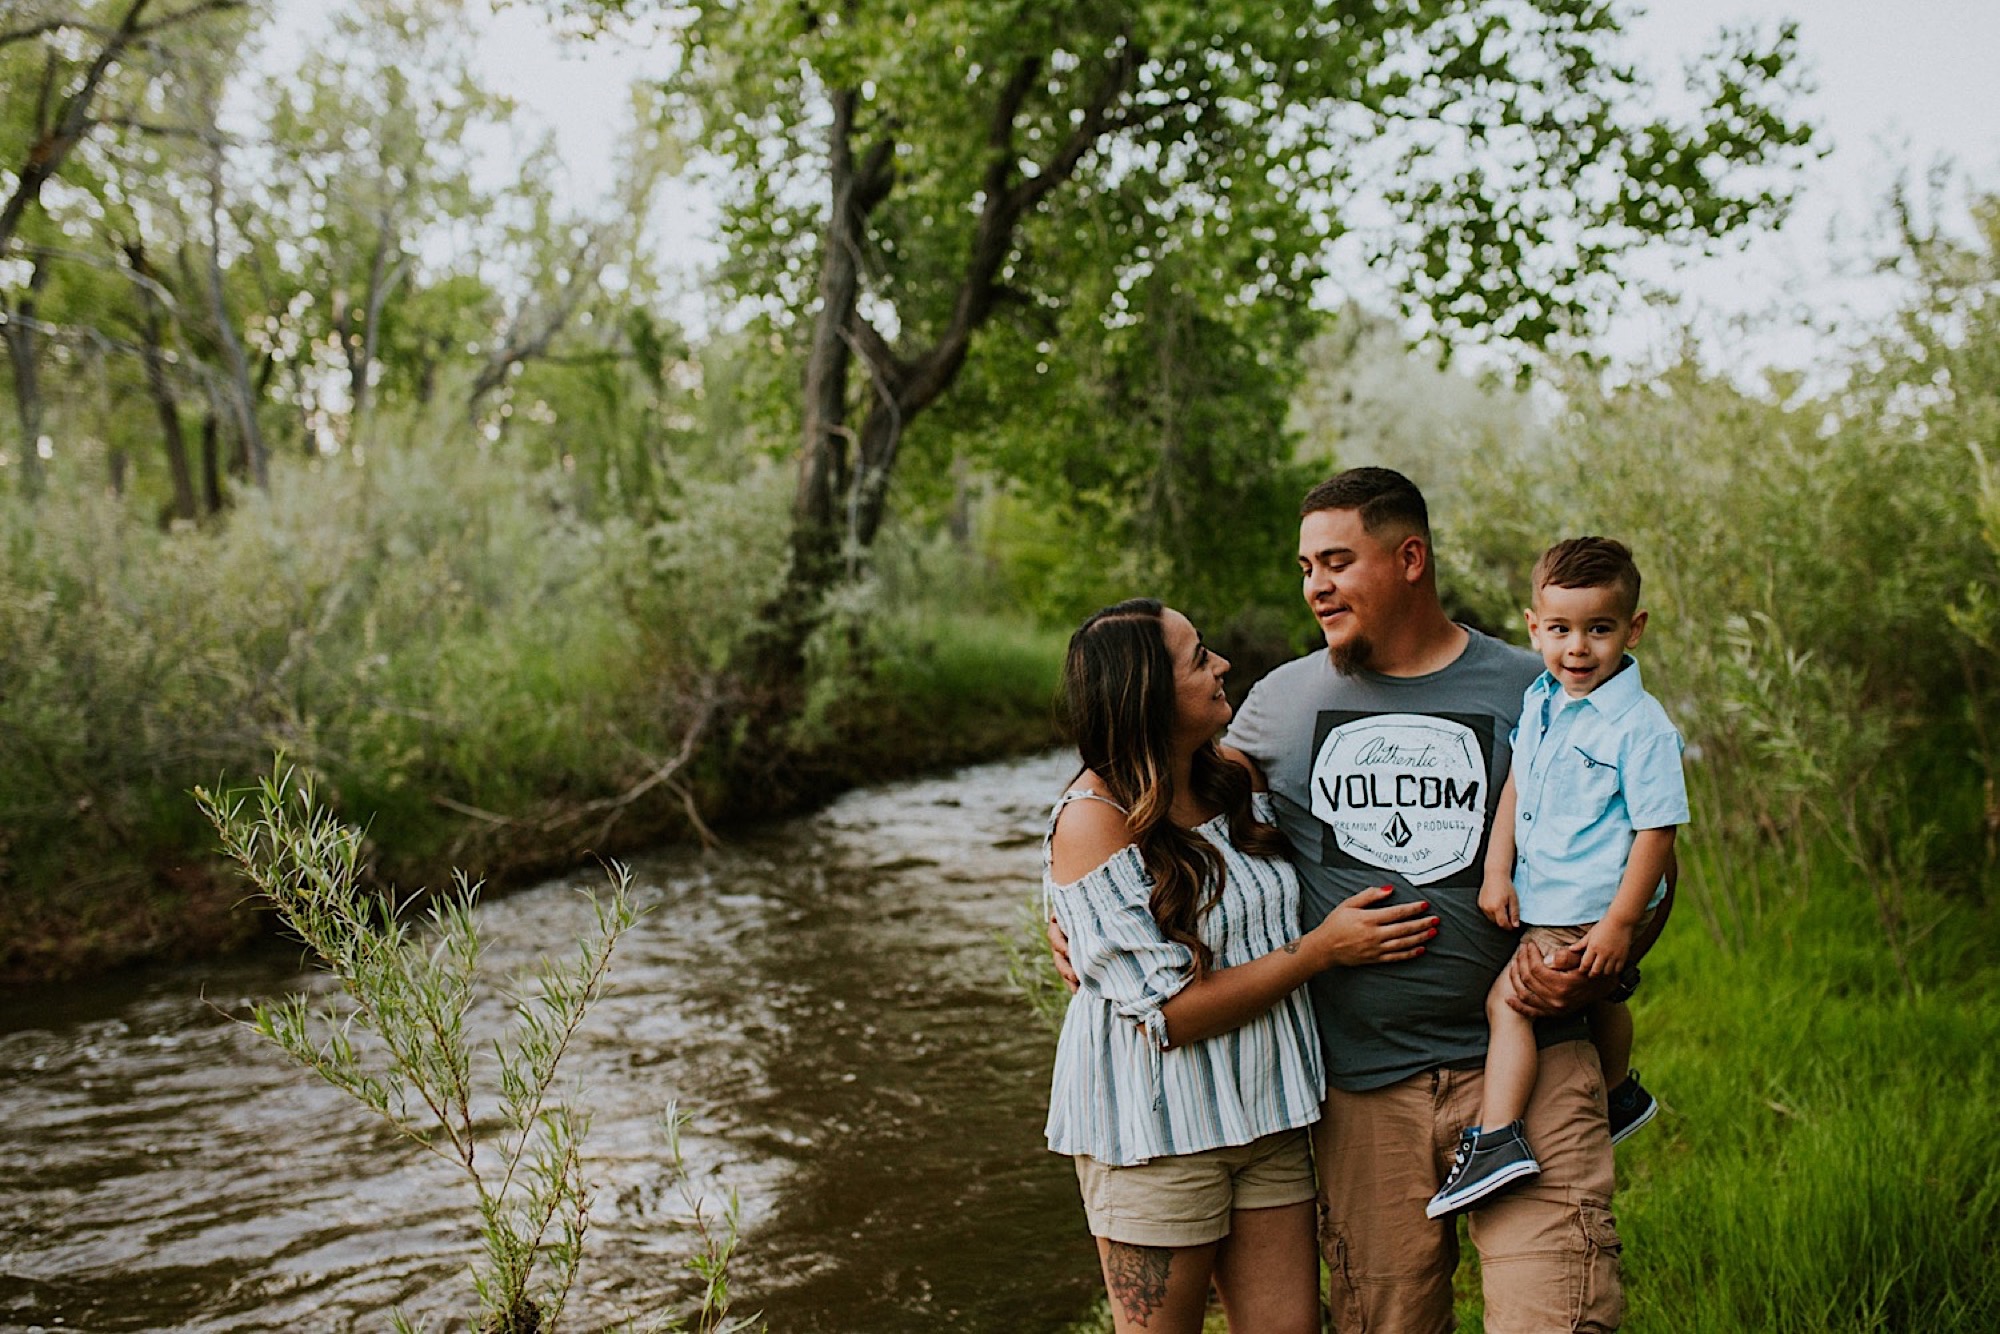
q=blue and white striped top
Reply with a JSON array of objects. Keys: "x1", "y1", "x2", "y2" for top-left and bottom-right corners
[{"x1": 1043, "y1": 789, "x2": 1325, "y2": 1167}]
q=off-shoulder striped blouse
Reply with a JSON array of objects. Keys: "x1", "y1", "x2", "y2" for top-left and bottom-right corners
[{"x1": 1043, "y1": 789, "x2": 1325, "y2": 1167}]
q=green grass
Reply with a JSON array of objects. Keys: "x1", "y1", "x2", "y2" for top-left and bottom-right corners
[
  {"x1": 1606, "y1": 884, "x2": 2000, "y2": 1332},
  {"x1": 792, "y1": 608, "x2": 1067, "y2": 777},
  {"x1": 870, "y1": 610, "x2": 1067, "y2": 752}
]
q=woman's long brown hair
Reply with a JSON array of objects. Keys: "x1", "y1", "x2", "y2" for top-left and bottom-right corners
[{"x1": 1060, "y1": 599, "x2": 1290, "y2": 977}]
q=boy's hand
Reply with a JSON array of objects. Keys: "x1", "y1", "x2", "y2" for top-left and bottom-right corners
[
  {"x1": 1479, "y1": 873, "x2": 1520, "y2": 930},
  {"x1": 1576, "y1": 915, "x2": 1639, "y2": 977}
]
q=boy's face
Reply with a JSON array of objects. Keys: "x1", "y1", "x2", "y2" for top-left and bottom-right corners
[{"x1": 1526, "y1": 582, "x2": 1647, "y2": 698}]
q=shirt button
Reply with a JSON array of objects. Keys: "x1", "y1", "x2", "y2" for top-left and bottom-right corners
[{"x1": 1523, "y1": 812, "x2": 1533, "y2": 821}]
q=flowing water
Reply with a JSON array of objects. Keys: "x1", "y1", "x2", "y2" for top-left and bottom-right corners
[{"x1": 0, "y1": 752, "x2": 1108, "y2": 1332}]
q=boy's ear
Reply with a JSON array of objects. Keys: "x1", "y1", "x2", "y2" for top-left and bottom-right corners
[{"x1": 1626, "y1": 609, "x2": 1648, "y2": 646}]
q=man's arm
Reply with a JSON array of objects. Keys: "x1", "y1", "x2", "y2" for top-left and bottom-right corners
[{"x1": 1506, "y1": 847, "x2": 1676, "y2": 1017}]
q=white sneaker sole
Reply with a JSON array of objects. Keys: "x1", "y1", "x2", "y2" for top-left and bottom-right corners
[
  {"x1": 1424, "y1": 1159, "x2": 1543, "y2": 1219},
  {"x1": 1610, "y1": 1098, "x2": 1659, "y2": 1146}
]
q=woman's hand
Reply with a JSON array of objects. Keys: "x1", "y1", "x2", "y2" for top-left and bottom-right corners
[{"x1": 1306, "y1": 886, "x2": 1437, "y2": 967}]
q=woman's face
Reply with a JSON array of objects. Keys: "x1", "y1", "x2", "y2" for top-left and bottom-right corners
[{"x1": 1161, "y1": 608, "x2": 1232, "y2": 745}]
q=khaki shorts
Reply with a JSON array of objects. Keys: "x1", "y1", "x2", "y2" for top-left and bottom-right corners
[
  {"x1": 1523, "y1": 906, "x2": 1657, "y2": 963},
  {"x1": 1073, "y1": 1127, "x2": 1316, "y2": 1247}
]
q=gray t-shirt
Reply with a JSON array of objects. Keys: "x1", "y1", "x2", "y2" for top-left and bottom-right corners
[{"x1": 1225, "y1": 627, "x2": 1586, "y2": 1091}]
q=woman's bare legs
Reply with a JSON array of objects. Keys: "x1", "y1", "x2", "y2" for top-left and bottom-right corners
[
  {"x1": 1096, "y1": 1238, "x2": 1218, "y2": 1333},
  {"x1": 1213, "y1": 1201, "x2": 1319, "y2": 1334}
]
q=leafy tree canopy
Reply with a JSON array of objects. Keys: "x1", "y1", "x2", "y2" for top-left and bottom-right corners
[{"x1": 549, "y1": 0, "x2": 1813, "y2": 643}]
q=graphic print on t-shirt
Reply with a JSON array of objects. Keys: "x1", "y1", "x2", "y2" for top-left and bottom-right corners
[{"x1": 1308, "y1": 711, "x2": 1496, "y2": 886}]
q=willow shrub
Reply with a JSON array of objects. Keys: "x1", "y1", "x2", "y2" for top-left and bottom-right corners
[
  {"x1": 1438, "y1": 351, "x2": 1999, "y2": 971},
  {"x1": 0, "y1": 435, "x2": 782, "y2": 972}
]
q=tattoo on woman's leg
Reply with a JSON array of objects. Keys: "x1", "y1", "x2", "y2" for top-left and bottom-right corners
[{"x1": 1105, "y1": 1241, "x2": 1172, "y2": 1326}]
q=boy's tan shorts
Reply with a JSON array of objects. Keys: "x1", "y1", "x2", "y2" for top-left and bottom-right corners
[
  {"x1": 1522, "y1": 906, "x2": 1657, "y2": 965},
  {"x1": 1072, "y1": 1126, "x2": 1315, "y2": 1247}
]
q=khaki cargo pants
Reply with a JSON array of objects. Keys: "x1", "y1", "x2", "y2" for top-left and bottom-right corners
[{"x1": 1313, "y1": 1039, "x2": 1623, "y2": 1332}]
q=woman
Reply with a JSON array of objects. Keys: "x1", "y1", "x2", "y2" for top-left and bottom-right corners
[{"x1": 1045, "y1": 599, "x2": 1436, "y2": 1334}]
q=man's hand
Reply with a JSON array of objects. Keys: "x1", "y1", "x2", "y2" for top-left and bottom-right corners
[
  {"x1": 1478, "y1": 873, "x2": 1520, "y2": 930},
  {"x1": 1048, "y1": 915, "x2": 1079, "y2": 993},
  {"x1": 1505, "y1": 937, "x2": 1620, "y2": 1018}
]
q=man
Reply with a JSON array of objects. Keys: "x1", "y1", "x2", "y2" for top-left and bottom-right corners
[{"x1": 1054, "y1": 468, "x2": 1668, "y2": 1331}]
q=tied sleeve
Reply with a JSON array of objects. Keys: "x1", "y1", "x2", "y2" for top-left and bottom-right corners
[{"x1": 1050, "y1": 846, "x2": 1194, "y2": 1051}]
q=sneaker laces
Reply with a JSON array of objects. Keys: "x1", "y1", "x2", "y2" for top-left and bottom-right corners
[{"x1": 1447, "y1": 1131, "x2": 1476, "y2": 1178}]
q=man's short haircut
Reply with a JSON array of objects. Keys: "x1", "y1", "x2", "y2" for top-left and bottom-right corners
[
  {"x1": 1532, "y1": 536, "x2": 1642, "y2": 615},
  {"x1": 1299, "y1": 466, "x2": 1430, "y2": 542}
]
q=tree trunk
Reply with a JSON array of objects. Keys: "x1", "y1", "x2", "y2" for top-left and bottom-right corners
[
  {"x1": 204, "y1": 143, "x2": 267, "y2": 488},
  {"x1": 739, "y1": 89, "x2": 890, "y2": 689},
  {"x1": 947, "y1": 449, "x2": 972, "y2": 547},
  {"x1": 125, "y1": 244, "x2": 199, "y2": 523},
  {"x1": 728, "y1": 47, "x2": 1139, "y2": 785},
  {"x1": 2, "y1": 253, "x2": 50, "y2": 498},
  {"x1": 199, "y1": 409, "x2": 224, "y2": 515},
  {"x1": 776, "y1": 47, "x2": 1136, "y2": 605},
  {"x1": 343, "y1": 221, "x2": 406, "y2": 430}
]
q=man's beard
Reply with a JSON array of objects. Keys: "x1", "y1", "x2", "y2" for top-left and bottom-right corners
[{"x1": 1329, "y1": 634, "x2": 1375, "y2": 675}]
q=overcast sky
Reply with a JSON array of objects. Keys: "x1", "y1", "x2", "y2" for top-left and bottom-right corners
[{"x1": 261, "y1": 0, "x2": 2000, "y2": 376}]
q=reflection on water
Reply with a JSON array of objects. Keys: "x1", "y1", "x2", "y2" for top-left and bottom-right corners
[{"x1": 0, "y1": 752, "x2": 1103, "y2": 1331}]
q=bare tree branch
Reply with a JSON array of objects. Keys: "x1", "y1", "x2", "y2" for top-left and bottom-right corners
[{"x1": 0, "y1": 0, "x2": 244, "y2": 258}]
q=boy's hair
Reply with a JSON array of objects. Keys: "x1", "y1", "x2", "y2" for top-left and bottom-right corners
[
  {"x1": 1532, "y1": 536, "x2": 1642, "y2": 615},
  {"x1": 1300, "y1": 467, "x2": 1431, "y2": 543}
]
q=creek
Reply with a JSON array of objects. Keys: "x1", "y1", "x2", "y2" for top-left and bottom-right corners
[{"x1": 0, "y1": 752, "x2": 1106, "y2": 1332}]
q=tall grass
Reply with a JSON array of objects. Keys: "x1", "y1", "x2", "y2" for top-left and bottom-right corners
[{"x1": 1614, "y1": 887, "x2": 2000, "y2": 1332}]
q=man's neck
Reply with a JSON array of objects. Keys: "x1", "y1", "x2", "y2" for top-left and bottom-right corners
[{"x1": 1338, "y1": 605, "x2": 1468, "y2": 678}]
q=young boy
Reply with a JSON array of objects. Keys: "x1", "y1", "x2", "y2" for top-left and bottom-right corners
[{"x1": 1426, "y1": 536, "x2": 1689, "y2": 1218}]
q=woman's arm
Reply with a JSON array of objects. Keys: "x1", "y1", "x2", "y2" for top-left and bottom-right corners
[{"x1": 1158, "y1": 886, "x2": 1436, "y2": 1048}]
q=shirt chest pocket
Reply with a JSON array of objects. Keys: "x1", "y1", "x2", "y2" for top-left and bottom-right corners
[{"x1": 1547, "y1": 745, "x2": 1624, "y2": 833}]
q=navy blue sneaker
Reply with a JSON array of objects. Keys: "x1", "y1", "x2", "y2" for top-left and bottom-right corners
[
  {"x1": 1608, "y1": 1071, "x2": 1658, "y2": 1145},
  {"x1": 1426, "y1": 1121, "x2": 1542, "y2": 1218}
]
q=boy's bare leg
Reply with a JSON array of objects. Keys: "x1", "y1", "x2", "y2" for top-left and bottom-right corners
[
  {"x1": 1590, "y1": 998, "x2": 1633, "y2": 1089},
  {"x1": 1479, "y1": 966, "x2": 1539, "y2": 1129},
  {"x1": 1212, "y1": 1202, "x2": 1319, "y2": 1334},
  {"x1": 1096, "y1": 1238, "x2": 1218, "y2": 1334}
]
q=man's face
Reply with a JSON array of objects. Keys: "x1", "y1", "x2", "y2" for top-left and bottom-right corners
[{"x1": 1297, "y1": 507, "x2": 1416, "y2": 673}]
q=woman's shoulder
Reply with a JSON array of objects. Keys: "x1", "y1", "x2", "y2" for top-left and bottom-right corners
[{"x1": 1049, "y1": 773, "x2": 1138, "y2": 885}]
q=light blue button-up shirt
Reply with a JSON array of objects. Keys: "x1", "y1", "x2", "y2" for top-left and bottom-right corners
[{"x1": 1511, "y1": 656, "x2": 1689, "y2": 927}]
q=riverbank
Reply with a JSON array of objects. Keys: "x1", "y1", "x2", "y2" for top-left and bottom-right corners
[
  {"x1": 0, "y1": 496, "x2": 1068, "y2": 987},
  {"x1": 0, "y1": 664, "x2": 1064, "y2": 988}
]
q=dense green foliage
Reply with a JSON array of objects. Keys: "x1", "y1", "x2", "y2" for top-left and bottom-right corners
[
  {"x1": 533, "y1": 0, "x2": 1814, "y2": 669},
  {"x1": 1609, "y1": 889, "x2": 1999, "y2": 1332}
]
